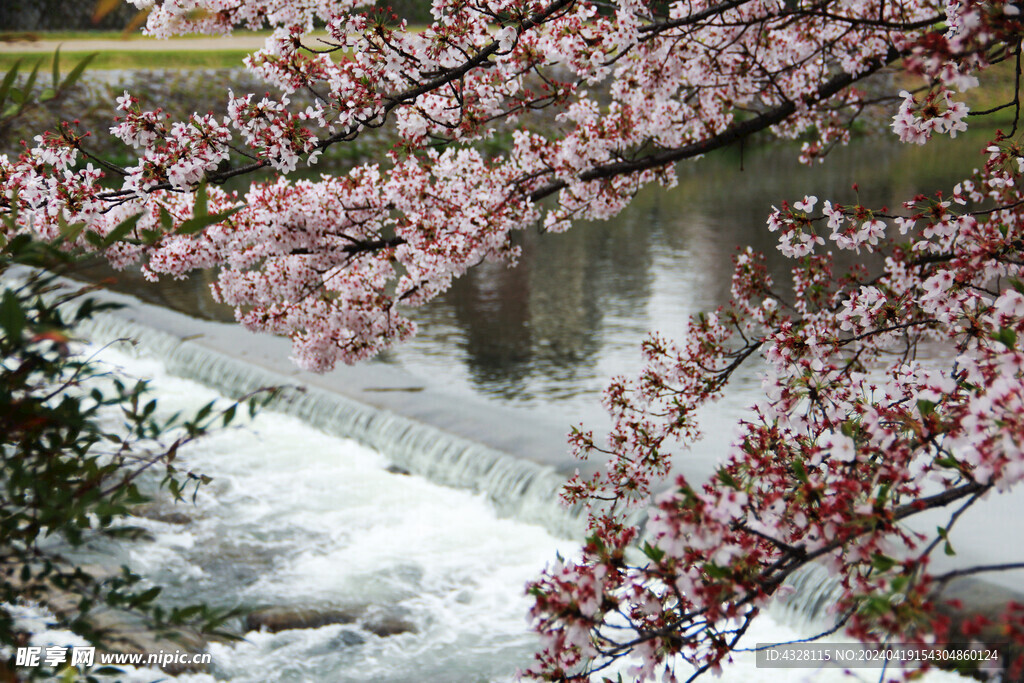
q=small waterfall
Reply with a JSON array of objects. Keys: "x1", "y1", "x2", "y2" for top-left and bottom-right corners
[
  {"x1": 73, "y1": 306, "x2": 586, "y2": 540},
  {"x1": 769, "y1": 563, "x2": 846, "y2": 632}
]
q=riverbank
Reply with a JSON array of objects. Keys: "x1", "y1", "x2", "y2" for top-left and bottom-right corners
[
  {"x1": 0, "y1": 35, "x2": 261, "y2": 70},
  {"x1": 0, "y1": 32, "x2": 279, "y2": 70},
  {"x1": 1, "y1": 34, "x2": 270, "y2": 53},
  {"x1": 0, "y1": 31, "x2": 364, "y2": 70}
]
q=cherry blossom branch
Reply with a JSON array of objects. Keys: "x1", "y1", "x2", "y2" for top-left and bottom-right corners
[
  {"x1": 529, "y1": 47, "x2": 902, "y2": 202},
  {"x1": 930, "y1": 562, "x2": 1024, "y2": 585}
]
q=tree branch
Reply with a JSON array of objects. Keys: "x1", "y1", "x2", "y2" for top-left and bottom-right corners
[{"x1": 529, "y1": 46, "x2": 903, "y2": 203}]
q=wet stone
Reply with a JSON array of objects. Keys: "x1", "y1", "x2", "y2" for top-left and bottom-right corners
[
  {"x1": 245, "y1": 605, "x2": 419, "y2": 639},
  {"x1": 245, "y1": 607, "x2": 361, "y2": 634},
  {"x1": 334, "y1": 628, "x2": 367, "y2": 647},
  {"x1": 362, "y1": 607, "x2": 417, "y2": 637},
  {"x1": 132, "y1": 503, "x2": 195, "y2": 526}
]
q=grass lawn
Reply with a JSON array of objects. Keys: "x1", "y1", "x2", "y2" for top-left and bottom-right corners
[
  {"x1": 0, "y1": 49, "x2": 254, "y2": 72},
  {"x1": 0, "y1": 29, "x2": 274, "y2": 42},
  {"x1": 0, "y1": 29, "x2": 343, "y2": 71}
]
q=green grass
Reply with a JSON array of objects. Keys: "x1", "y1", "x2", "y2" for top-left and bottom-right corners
[
  {"x1": 963, "y1": 59, "x2": 1018, "y2": 119},
  {"x1": 0, "y1": 50, "x2": 253, "y2": 72},
  {"x1": 0, "y1": 30, "x2": 274, "y2": 42}
]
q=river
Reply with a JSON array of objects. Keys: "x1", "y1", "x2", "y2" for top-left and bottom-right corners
[{"x1": 12, "y1": 340, "x2": 966, "y2": 683}]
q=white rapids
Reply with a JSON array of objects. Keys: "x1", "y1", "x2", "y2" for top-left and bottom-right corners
[{"x1": 6, "y1": 341, "x2": 972, "y2": 683}]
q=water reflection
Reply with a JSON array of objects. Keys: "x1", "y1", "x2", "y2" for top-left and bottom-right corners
[
  {"x1": 442, "y1": 204, "x2": 655, "y2": 400},
  {"x1": 401, "y1": 131, "x2": 982, "y2": 415}
]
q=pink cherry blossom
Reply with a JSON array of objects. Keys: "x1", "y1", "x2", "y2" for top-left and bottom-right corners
[{"x1": 6, "y1": 0, "x2": 1024, "y2": 678}]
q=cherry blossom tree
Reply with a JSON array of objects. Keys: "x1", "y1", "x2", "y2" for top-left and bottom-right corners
[{"x1": 4, "y1": 0, "x2": 1024, "y2": 679}]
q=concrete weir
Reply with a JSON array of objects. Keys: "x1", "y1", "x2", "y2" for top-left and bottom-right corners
[{"x1": 63, "y1": 279, "x2": 587, "y2": 540}]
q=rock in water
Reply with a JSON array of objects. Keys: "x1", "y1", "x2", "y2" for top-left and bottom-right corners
[{"x1": 245, "y1": 607, "x2": 361, "y2": 633}]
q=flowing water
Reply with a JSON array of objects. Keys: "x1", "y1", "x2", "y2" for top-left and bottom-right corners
[
  {"x1": 79, "y1": 346, "x2": 572, "y2": 683},
  {"x1": 12, "y1": 342, "x2": 967, "y2": 683}
]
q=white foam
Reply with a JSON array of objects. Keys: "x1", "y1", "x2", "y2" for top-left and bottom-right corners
[{"x1": 25, "y1": 344, "x2": 968, "y2": 683}]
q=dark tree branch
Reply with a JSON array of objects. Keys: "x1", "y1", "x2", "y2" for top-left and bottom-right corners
[{"x1": 529, "y1": 46, "x2": 904, "y2": 203}]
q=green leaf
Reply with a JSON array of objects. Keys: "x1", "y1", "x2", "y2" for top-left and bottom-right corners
[
  {"x1": 39, "y1": 88, "x2": 56, "y2": 102},
  {"x1": 792, "y1": 458, "x2": 808, "y2": 484},
  {"x1": 51, "y1": 45, "x2": 61, "y2": 90},
  {"x1": 176, "y1": 205, "x2": 243, "y2": 236},
  {"x1": 57, "y1": 213, "x2": 86, "y2": 242},
  {"x1": 991, "y1": 326, "x2": 1017, "y2": 349},
  {"x1": 916, "y1": 399, "x2": 936, "y2": 417},
  {"x1": 0, "y1": 59, "x2": 21, "y2": 110},
  {"x1": 60, "y1": 53, "x2": 98, "y2": 92},
  {"x1": 159, "y1": 205, "x2": 173, "y2": 232},
  {"x1": 141, "y1": 228, "x2": 162, "y2": 244},
  {"x1": 196, "y1": 401, "x2": 215, "y2": 422},
  {"x1": 717, "y1": 468, "x2": 741, "y2": 490},
  {"x1": 704, "y1": 562, "x2": 730, "y2": 579},
  {"x1": 5, "y1": 233, "x2": 32, "y2": 256},
  {"x1": 642, "y1": 541, "x2": 665, "y2": 563},
  {"x1": 101, "y1": 211, "x2": 143, "y2": 248},
  {"x1": 173, "y1": 604, "x2": 206, "y2": 621},
  {"x1": 194, "y1": 181, "x2": 209, "y2": 217},
  {"x1": 21, "y1": 59, "x2": 42, "y2": 106},
  {"x1": 129, "y1": 585, "x2": 162, "y2": 608},
  {"x1": 84, "y1": 230, "x2": 105, "y2": 248},
  {"x1": 944, "y1": 540, "x2": 956, "y2": 556},
  {"x1": 871, "y1": 553, "x2": 896, "y2": 573},
  {"x1": 861, "y1": 595, "x2": 891, "y2": 617},
  {"x1": 876, "y1": 482, "x2": 891, "y2": 506},
  {"x1": 0, "y1": 289, "x2": 27, "y2": 342}
]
